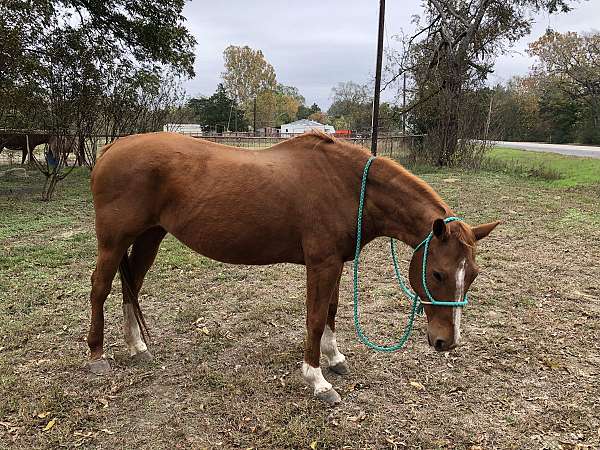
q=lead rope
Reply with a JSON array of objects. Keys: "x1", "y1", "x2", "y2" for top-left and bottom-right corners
[{"x1": 352, "y1": 156, "x2": 421, "y2": 352}]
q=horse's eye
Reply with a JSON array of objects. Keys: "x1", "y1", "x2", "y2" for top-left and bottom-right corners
[{"x1": 433, "y1": 271, "x2": 444, "y2": 282}]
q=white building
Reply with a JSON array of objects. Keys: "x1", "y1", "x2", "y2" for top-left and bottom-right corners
[
  {"x1": 280, "y1": 119, "x2": 335, "y2": 136},
  {"x1": 163, "y1": 123, "x2": 203, "y2": 136}
]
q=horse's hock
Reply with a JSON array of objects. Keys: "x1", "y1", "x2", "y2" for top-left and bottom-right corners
[{"x1": 1, "y1": 167, "x2": 29, "y2": 180}]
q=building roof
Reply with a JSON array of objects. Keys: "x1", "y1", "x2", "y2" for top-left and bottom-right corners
[{"x1": 280, "y1": 119, "x2": 328, "y2": 128}]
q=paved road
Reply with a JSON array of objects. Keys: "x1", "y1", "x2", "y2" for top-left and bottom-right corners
[{"x1": 494, "y1": 141, "x2": 600, "y2": 159}]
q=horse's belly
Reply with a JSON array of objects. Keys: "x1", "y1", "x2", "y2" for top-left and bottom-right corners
[
  {"x1": 157, "y1": 178, "x2": 308, "y2": 264},
  {"x1": 167, "y1": 223, "x2": 305, "y2": 265}
]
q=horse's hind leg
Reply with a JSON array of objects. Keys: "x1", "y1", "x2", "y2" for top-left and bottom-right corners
[
  {"x1": 87, "y1": 243, "x2": 128, "y2": 374},
  {"x1": 122, "y1": 226, "x2": 166, "y2": 362},
  {"x1": 320, "y1": 270, "x2": 349, "y2": 375},
  {"x1": 302, "y1": 260, "x2": 344, "y2": 405}
]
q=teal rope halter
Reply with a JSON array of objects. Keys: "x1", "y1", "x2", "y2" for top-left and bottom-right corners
[{"x1": 352, "y1": 156, "x2": 468, "y2": 352}]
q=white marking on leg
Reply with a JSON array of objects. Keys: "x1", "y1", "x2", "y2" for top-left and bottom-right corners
[
  {"x1": 453, "y1": 259, "x2": 466, "y2": 344},
  {"x1": 123, "y1": 303, "x2": 147, "y2": 356},
  {"x1": 301, "y1": 362, "x2": 332, "y2": 395},
  {"x1": 320, "y1": 325, "x2": 346, "y2": 367}
]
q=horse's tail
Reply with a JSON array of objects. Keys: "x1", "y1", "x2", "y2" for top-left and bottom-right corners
[{"x1": 119, "y1": 253, "x2": 150, "y2": 342}]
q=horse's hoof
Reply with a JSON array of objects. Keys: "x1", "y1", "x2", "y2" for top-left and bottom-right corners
[
  {"x1": 87, "y1": 358, "x2": 111, "y2": 375},
  {"x1": 131, "y1": 350, "x2": 153, "y2": 363},
  {"x1": 329, "y1": 360, "x2": 350, "y2": 376},
  {"x1": 316, "y1": 388, "x2": 341, "y2": 405}
]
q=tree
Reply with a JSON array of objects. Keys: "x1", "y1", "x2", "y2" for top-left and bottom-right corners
[
  {"x1": 221, "y1": 46, "x2": 277, "y2": 131},
  {"x1": 327, "y1": 82, "x2": 372, "y2": 131},
  {"x1": 491, "y1": 77, "x2": 546, "y2": 142},
  {"x1": 188, "y1": 84, "x2": 247, "y2": 132},
  {"x1": 277, "y1": 84, "x2": 306, "y2": 105},
  {"x1": 0, "y1": 0, "x2": 196, "y2": 198},
  {"x1": 388, "y1": 0, "x2": 574, "y2": 165},
  {"x1": 529, "y1": 30, "x2": 600, "y2": 143},
  {"x1": 249, "y1": 87, "x2": 301, "y2": 129},
  {"x1": 298, "y1": 103, "x2": 321, "y2": 120},
  {"x1": 308, "y1": 112, "x2": 329, "y2": 125}
]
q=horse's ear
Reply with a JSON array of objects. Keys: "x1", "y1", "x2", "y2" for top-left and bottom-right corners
[
  {"x1": 472, "y1": 221, "x2": 501, "y2": 241},
  {"x1": 432, "y1": 218, "x2": 447, "y2": 239}
]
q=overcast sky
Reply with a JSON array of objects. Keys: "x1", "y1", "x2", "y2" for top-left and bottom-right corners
[{"x1": 182, "y1": 0, "x2": 598, "y2": 109}]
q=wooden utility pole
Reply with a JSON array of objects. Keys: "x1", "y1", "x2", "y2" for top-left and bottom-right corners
[
  {"x1": 371, "y1": 0, "x2": 385, "y2": 156},
  {"x1": 253, "y1": 97, "x2": 257, "y2": 136},
  {"x1": 402, "y1": 73, "x2": 406, "y2": 135}
]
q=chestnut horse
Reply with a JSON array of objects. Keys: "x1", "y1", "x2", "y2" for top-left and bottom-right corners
[{"x1": 87, "y1": 131, "x2": 499, "y2": 404}]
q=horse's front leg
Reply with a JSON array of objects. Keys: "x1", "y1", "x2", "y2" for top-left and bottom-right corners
[
  {"x1": 321, "y1": 271, "x2": 349, "y2": 375},
  {"x1": 302, "y1": 260, "x2": 343, "y2": 405}
]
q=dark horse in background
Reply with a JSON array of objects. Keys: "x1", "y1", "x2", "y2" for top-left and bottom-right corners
[
  {"x1": 0, "y1": 131, "x2": 52, "y2": 164},
  {"x1": 0, "y1": 131, "x2": 81, "y2": 165},
  {"x1": 87, "y1": 131, "x2": 499, "y2": 404}
]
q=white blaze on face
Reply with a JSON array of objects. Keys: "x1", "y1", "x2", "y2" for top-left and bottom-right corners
[
  {"x1": 123, "y1": 303, "x2": 147, "y2": 356},
  {"x1": 301, "y1": 362, "x2": 332, "y2": 395},
  {"x1": 453, "y1": 259, "x2": 466, "y2": 344},
  {"x1": 320, "y1": 325, "x2": 346, "y2": 366}
]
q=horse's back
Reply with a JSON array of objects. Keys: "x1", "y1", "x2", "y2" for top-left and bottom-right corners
[{"x1": 91, "y1": 132, "x2": 314, "y2": 263}]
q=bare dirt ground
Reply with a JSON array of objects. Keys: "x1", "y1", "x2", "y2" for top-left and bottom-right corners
[{"x1": 1, "y1": 166, "x2": 599, "y2": 449}]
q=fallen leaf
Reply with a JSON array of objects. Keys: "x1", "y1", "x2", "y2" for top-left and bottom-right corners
[
  {"x1": 310, "y1": 440, "x2": 318, "y2": 450},
  {"x1": 200, "y1": 327, "x2": 210, "y2": 335},
  {"x1": 37, "y1": 411, "x2": 50, "y2": 419},
  {"x1": 100, "y1": 428, "x2": 114, "y2": 435},
  {"x1": 43, "y1": 418, "x2": 56, "y2": 432},
  {"x1": 410, "y1": 381, "x2": 425, "y2": 391},
  {"x1": 347, "y1": 410, "x2": 367, "y2": 422},
  {"x1": 98, "y1": 398, "x2": 109, "y2": 408},
  {"x1": 74, "y1": 431, "x2": 93, "y2": 438},
  {"x1": 542, "y1": 357, "x2": 561, "y2": 370}
]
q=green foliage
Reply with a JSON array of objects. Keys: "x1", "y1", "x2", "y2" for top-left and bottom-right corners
[
  {"x1": 388, "y1": 0, "x2": 578, "y2": 165},
  {"x1": 0, "y1": 0, "x2": 195, "y2": 133},
  {"x1": 490, "y1": 30, "x2": 600, "y2": 145},
  {"x1": 327, "y1": 81, "x2": 372, "y2": 132},
  {"x1": 188, "y1": 84, "x2": 247, "y2": 133},
  {"x1": 250, "y1": 88, "x2": 301, "y2": 129},
  {"x1": 220, "y1": 46, "x2": 302, "y2": 130},
  {"x1": 528, "y1": 30, "x2": 600, "y2": 144},
  {"x1": 297, "y1": 103, "x2": 321, "y2": 120},
  {"x1": 538, "y1": 82, "x2": 580, "y2": 143}
]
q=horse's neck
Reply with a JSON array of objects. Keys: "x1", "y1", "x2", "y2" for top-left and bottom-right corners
[{"x1": 363, "y1": 158, "x2": 451, "y2": 248}]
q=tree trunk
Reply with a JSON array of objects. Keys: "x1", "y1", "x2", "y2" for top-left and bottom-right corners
[
  {"x1": 434, "y1": 65, "x2": 463, "y2": 166},
  {"x1": 41, "y1": 171, "x2": 60, "y2": 201},
  {"x1": 435, "y1": 99, "x2": 459, "y2": 165}
]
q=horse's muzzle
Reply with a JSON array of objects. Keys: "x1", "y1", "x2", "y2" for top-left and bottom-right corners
[{"x1": 428, "y1": 335, "x2": 458, "y2": 352}]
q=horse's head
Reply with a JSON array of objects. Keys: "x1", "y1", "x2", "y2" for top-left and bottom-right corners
[{"x1": 409, "y1": 218, "x2": 499, "y2": 352}]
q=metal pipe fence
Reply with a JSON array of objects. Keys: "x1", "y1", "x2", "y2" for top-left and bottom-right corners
[
  {"x1": 199, "y1": 134, "x2": 424, "y2": 159},
  {"x1": 1, "y1": 131, "x2": 424, "y2": 166}
]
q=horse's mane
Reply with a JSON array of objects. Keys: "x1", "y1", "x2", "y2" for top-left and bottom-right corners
[{"x1": 287, "y1": 132, "x2": 467, "y2": 239}]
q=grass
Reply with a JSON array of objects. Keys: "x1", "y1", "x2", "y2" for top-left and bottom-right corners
[
  {"x1": 1, "y1": 159, "x2": 599, "y2": 449},
  {"x1": 484, "y1": 147, "x2": 600, "y2": 187}
]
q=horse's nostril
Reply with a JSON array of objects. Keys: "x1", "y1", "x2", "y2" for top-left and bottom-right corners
[{"x1": 434, "y1": 339, "x2": 446, "y2": 351}]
